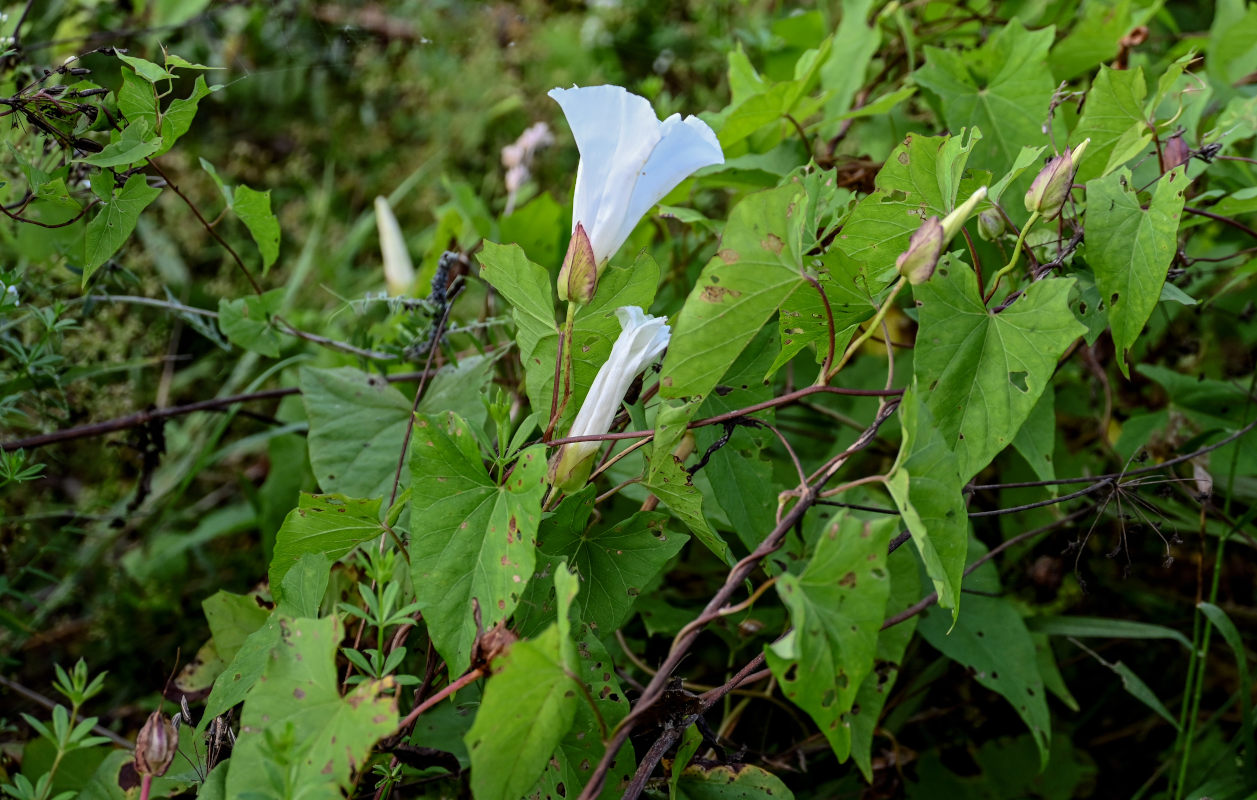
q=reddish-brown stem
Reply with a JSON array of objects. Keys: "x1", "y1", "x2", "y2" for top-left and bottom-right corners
[{"x1": 396, "y1": 667, "x2": 485, "y2": 732}]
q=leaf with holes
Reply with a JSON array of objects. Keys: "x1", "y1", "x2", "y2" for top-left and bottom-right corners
[
  {"x1": 832, "y1": 129, "x2": 981, "y2": 290},
  {"x1": 885, "y1": 387, "x2": 967, "y2": 619},
  {"x1": 913, "y1": 255, "x2": 1085, "y2": 481},
  {"x1": 674, "y1": 762, "x2": 796, "y2": 799},
  {"x1": 919, "y1": 594, "x2": 1051, "y2": 768},
  {"x1": 1085, "y1": 167, "x2": 1190, "y2": 377},
  {"x1": 765, "y1": 513, "x2": 896, "y2": 763},
  {"x1": 268, "y1": 494, "x2": 383, "y2": 590},
  {"x1": 225, "y1": 616, "x2": 397, "y2": 798},
  {"x1": 661, "y1": 184, "x2": 808, "y2": 399},
  {"x1": 409, "y1": 413, "x2": 547, "y2": 672},
  {"x1": 466, "y1": 568, "x2": 581, "y2": 800}
]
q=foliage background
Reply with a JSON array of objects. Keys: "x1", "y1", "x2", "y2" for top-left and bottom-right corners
[{"x1": 1, "y1": 1, "x2": 1255, "y2": 799}]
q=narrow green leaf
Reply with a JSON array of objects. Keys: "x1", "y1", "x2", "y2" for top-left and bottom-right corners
[
  {"x1": 1027, "y1": 615, "x2": 1194, "y2": 650},
  {"x1": 116, "y1": 53, "x2": 176, "y2": 82},
  {"x1": 1085, "y1": 167, "x2": 1190, "y2": 377},
  {"x1": 409, "y1": 413, "x2": 547, "y2": 672},
  {"x1": 82, "y1": 174, "x2": 162, "y2": 284},
  {"x1": 268, "y1": 494, "x2": 383, "y2": 590},
  {"x1": 766, "y1": 513, "x2": 896, "y2": 762},
  {"x1": 920, "y1": 594, "x2": 1052, "y2": 768},
  {"x1": 913, "y1": 256, "x2": 1085, "y2": 480},
  {"x1": 885, "y1": 388, "x2": 967, "y2": 618},
  {"x1": 233, "y1": 185, "x2": 281, "y2": 273},
  {"x1": 225, "y1": 616, "x2": 397, "y2": 797},
  {"x1": 1069, "y1": 638, "x2": 1180, "y2": 729}
]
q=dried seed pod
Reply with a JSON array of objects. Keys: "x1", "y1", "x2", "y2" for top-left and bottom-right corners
[{"x1": 134, "y1": 710, "x2": 178, "y2": 777}]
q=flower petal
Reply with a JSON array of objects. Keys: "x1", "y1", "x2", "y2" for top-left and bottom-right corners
[{"x1": 623, "y1": 114, "x2": 724, "y2": 234}]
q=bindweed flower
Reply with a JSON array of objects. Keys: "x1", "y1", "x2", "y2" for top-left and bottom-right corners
[
  {"x1": 135, "y1": 710, "x2": 178, "y2": 778},
  {"x1": 548, "y1": 85, "x2": 723, "y2": 272},
  {"x1": 1025, "y1": 139, "x2": 1089, "y2": 219},
  {"x1": 548, "y1": 306, "x2": 671, "y2": 490},
  {"x1": 896, "y1": 186, "x2": 988, "y2": 285},
  {"x1": 375, "y1": 196, "x2": 415, "y2": 296},
  {"x1": 977, "y1": 208, "x2": 1005, "y2": 242},
  {"x1": 558, "y1": 222, "x2": 597, "y2": 304}
]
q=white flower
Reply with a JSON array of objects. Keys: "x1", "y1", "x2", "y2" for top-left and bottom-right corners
[
  {"x1": 548, "y1": 85, "x2": 723, "y2": 268},
  {"x1": 549, "y1": 306, "x2": 671, "y2": 489},
  {"x1": 375, "y1": 196, "x2": 415, "y2": 296}
]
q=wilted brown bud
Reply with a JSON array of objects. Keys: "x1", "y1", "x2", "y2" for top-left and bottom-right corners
[
  {"x1": 977, "y1": 209, "x2": 1005, "y2": 242},
  {"x1": 1164, "y1": 134, "x2": 1191, "y2": 170},
  {"x1": 135, "y1": 710, "x2": 178, "y2": 777},
  {"x1": 557, "y1": 222, "x2": 597, "y2": 304},
  {"x1": 470, "y1": 619, "x2": 519, "y2": 673},
  {"x1": 1025, "y1": 139, "x2": 1090, "y2": 219},
  {"x1": 896, "y1": 217, "x2": 943, "y2": 285}
]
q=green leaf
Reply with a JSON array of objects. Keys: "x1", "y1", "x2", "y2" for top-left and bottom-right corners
[
  {"x1": 919, "y1": 594, "x2": 1052, "y2": 768},
  {"x1": 1198, "y1": 602, "x2": 1254, "y2": 752},
  {"x1": 834, "y1": 130, "x2": 980, "y2": 288},
  {"x1": 202, "y1": 590, "x2": 270, "y2": 663},
  {"x1": 300, "y1": 359, "x2": 495, "y2": 500},
  {"x1": 913, "y1": 19, "x2": 1056, "y2": 175},
  {"x1": 850, "y1": 546, "x2": 921, "y2": 781},
  {"x1": 1027, "y1": 615, "x2": 1193, "y2": 650},
  {"x1": 200, "y1": 556, "x2": 330, "y2": 729},
  {"x1": 477, "y1": 241, "x2": 556, "y2": 364},
  {"x1": 643, "y1": 454, "x2": 732, "y2": 564},
  {"x1": 82, "y1": 173, "x2": 162, "y2": 284},
  {"x1": 269, "y1": 494, "x2": 383, "y2": 590},
  {"x1": 117, "y1": 68, "x2": 157, "y2": 126},
  {"x1": 765, "y1": 513, "x2": 896, "y2": 762},
  {"x1": 79, "y1": 118, "x2": 161, "y2": 168},
  {"x1": 157, "y1": 75, "x2": 218, "y2": 156},
  {"x1": 466, "y1": 571, "x2": 582, "y2": 800},
  {"x1": 661, "y1": 184, "x2": 806, "y2": 399},
  {"x1": 1048, "y1": 0, "x2": 1135, "y2": 81},
  {"x1": 885, "y1": 388, "x2": 967, "y2": 618},
  {"x1": 217, "y1": 289, "x2": 284, "y2": 358},
  {"x1": 1209, "y1": 1, "x2": 1257, "y2": 90},
  {"x1": 1085, "y1": 167, "x2": 1191, "y2": 377},
  {"x1": 1071, "y1": 66, "x2": 1149, "y2": 183},
  {"x1": 116, "y1": 53, "x2": 176, "y2": 82},
  {"x1": 524, "y1": 489, "x2": 688, "y2": 636},
  {"x1": 1068, "y1": 638, "x2": 1179, "y2": 729},
  {"x1": 674, "y1": 763, "x2": 796, "y2": 800},
  {"x1": 234, "y1": 185, "x2": 281, "y2": 273},
  {"x1": 1012, "y1": 386, "x2": 1057, "y2": 483},
  {"x1": 409, "y1": 413, "x2": 547, "y2": 672},
  {"x1": 819, "y1": 0, "x2": 882, "y2": 132},
  {"x1": 649, "y1": 399, "x2": 701, "y2": 484},
  {"x1": 225, "y1": 616, "x2": 397, "y2": 797},
  {"x1": 913, "y1": 256, "x2": 1085, "y2": 480}
]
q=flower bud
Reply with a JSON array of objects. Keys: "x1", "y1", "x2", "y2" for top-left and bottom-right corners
[
  {"x1": 135, "y1": 710, "x2": 179, "y2": 778},
  {"x1": 547, "y1": 442, "x2": 597, "y2": 493},
  {"x1": 1025, "y1": 139, "x2": 1090, "y2": 219},
  {"x1": 896, "y1": 217, "x2": 944, "y2": 285},
  {"x1": 557, "y1": 222, "x2": 597, "y2": 305},
  {"x1": 375, "y1": 196, "x2": 415, "y2": 296},
  {"x1": 1163, "y1": 134, "x2": 1190, "y2": 170},
  {"x1": 977, "y1": 209, "x2": 1004, "y2": 241},
  {"x1": 940, "y1": 185, "x2": 988, "y2": 243}
]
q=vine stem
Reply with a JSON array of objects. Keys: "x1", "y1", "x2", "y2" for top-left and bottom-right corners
[
  {"x1": 985, "y1": 210, "x2": 1039, "y2": 301},
  {"x1": 395, "y1": 667, "x2": 485, "y2": 732},
  {"x1": 824, "y1": 277, "x2": 906, "y2": 382},
  {"x1": 543, "y1": 302, "x2": 577, "y2": 441}
]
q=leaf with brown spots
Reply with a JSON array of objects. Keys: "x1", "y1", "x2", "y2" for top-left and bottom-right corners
[{"x1": 225, "y1": 616, "x2": 397, "y2": 797}]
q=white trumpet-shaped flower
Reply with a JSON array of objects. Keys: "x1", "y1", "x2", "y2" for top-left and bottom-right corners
[
  {"x1": 549, "y1": 306, "x2": 671, "y2": 490},
  {"x1": 549, "y1": 85, "x2": 723, "y2": 269},
  {"x1": 375, "y1": 196, "x2": 415, "y2": 296}
]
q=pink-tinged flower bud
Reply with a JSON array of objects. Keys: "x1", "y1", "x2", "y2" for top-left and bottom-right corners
[
  {"x1": 1025, "y1": 139, "x2": 1090, "y2": 219},
  {"x1": 896, "y1": 217, "x2": 944, "y2": 285},
  {"x1": 135, "y1": 710, "x2": 178, "y2": 777},
  {"x1": 557, "y1": 222, "x2": 598, "y2": 305}
]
